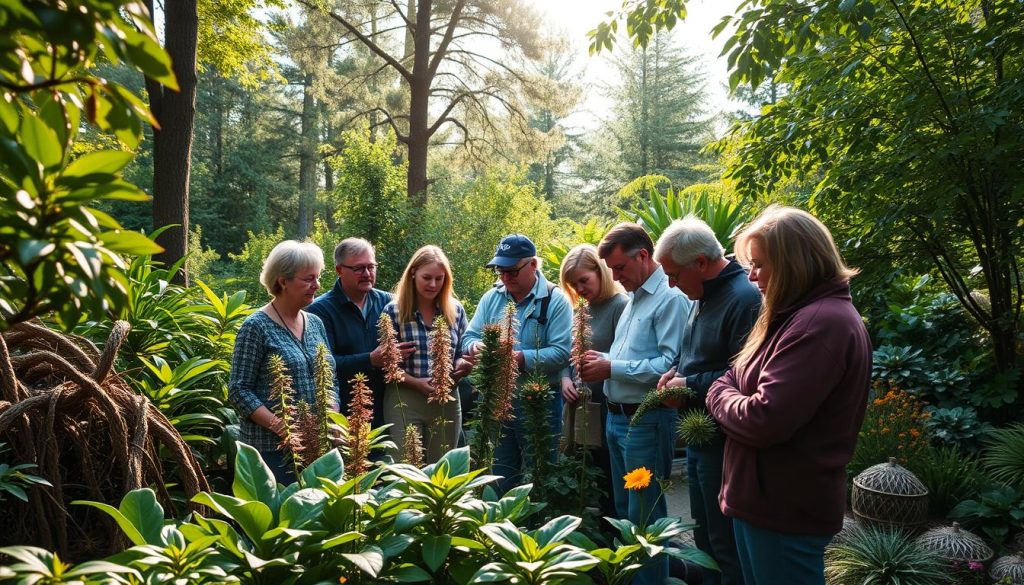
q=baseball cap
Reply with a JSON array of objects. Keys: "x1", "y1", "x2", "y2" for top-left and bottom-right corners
[{"x1": 486, "y1": 234, "x2": 537, "y2": 268}]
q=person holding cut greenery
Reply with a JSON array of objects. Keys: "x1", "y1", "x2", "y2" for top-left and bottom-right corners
[
  {"x1": 462, "y1": 234, "x2": 572, "y2": 494},
  {"x1": 706, "y1": 206, "x2": 871, "y2": 585},
  {"x1": 382, "y1": 245, "x2": 471, "y2": 463},
  {"x1": 558, "y1": 243, "x2": 627, "y2": 523},
  {"x1": 228, "y1": 240, "x2": 339, "y2": 484}
]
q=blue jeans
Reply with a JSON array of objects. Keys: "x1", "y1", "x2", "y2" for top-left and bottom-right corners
[
  {"x1": 607, "y1": 408, "x2": 677, "y2": 585},
  {"x1": 492, "y1": 387, "x2": 562, "y2": 495},
  {"x1": 733, "y1": 518, "x2": 832, "y2": 585},
  {"x1": 688, "y1": 442, "x2": 743, "y2": 585}
]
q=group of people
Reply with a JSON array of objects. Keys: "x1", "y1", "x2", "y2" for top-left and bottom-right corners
[{"x1": 227, "y1": 205, "x2": 872, "y2": 585}]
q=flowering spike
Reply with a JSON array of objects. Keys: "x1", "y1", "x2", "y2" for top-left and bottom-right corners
[
  {"x1": 428, "y1": 314, "x2": 455, "y2": 404},
  {"x1": 314, "y1": 343, "x2": 336, "y2": 456},
  {"x1": 345, "y1": 372, "x2": 374, "y2": 477},
  {"x1": 403, "y1": 424, "x2": 424, "y2": 467},
  {"x1": 269, "y1": 354, "x2": 301, "y2": 471},
  {"x1": 494, "y1": 303, "x2": 520, "y2": 423},
  {"x1": 377, "y1": 313, "x2": 405, "y2": 384}
]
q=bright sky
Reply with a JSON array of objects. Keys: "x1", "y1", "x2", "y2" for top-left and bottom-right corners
[{"x1": 526, "y1": 0, "x2": 745, "y2": 132}]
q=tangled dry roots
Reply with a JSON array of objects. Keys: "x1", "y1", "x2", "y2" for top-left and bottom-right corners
[{"x1": 0, "y1": 320, "x2": 209, "y2": 560}]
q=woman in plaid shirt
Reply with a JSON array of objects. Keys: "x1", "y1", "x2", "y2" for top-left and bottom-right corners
[
  {"x1": 383, "y1": 245, "x2": 470, "y2": 463},
  {"x1": 228, "y1": 241, "x2": 338, "y2": 483}
]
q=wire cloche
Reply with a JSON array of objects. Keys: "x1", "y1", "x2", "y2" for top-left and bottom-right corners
[
  {"x1": 990, "y1": 551, "x2": 1024, "y2": 585},
  {"x1": 851, "y1": 457, "x2": 929, "y2": 528},
  {"x1": 915, "y1": 522, "x2": 994, "y2": 564}
]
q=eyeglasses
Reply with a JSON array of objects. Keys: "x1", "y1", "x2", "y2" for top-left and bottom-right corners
[
  {"x1": 493, "y1": 261, "x2": 531, "y2": 278},
  {"x1": 291, "y1": 273, "x2": 322, "y2": 285},
  {"x1": 340, "y1": 263, "x2": 378, "y2": 275}
]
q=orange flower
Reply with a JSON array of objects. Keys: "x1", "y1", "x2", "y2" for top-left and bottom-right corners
[{"x1": 623, "y1": 467, "x2": 653, "y2": 490}]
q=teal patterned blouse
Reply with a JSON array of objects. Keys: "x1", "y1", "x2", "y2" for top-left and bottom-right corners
[{"x1": 228, "y1": 310, "x2": 339, "y2": 452}]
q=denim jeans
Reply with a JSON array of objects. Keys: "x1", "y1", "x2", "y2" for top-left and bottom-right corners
[
  {"x1": 733, "y1": 518, "x2": 832, "y2": 585},
  {"x1": 606, "y1": 407, "x2": 677, "y2": 585},
  {"x1": 688, "y1": 442, "x2": 744, "y2": 585},
  {"x1": 492, "y1": 386, "x2": 563, "y2": 495}
]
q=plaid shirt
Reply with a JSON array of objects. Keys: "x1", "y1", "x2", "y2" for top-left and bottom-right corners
[
  {"x1": 382, "y1": 300, "x2": 468, "y2": 379},
  {"x1": 228, "y1": 311, "x2": 338, "y2": 452}
]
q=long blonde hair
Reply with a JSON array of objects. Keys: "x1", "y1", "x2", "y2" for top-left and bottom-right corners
[
  {"x1": 394, "y1": 245, "x2": 459, "y2": 326},
  {"x1": 559, "y1": 244, "x2": 622, "y2": 305},
  {"x1": 733, "y1": 205, "x2": 859, "y2": 370}
]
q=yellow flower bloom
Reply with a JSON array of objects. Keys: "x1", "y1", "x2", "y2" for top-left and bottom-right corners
[{"x1": 623, "y1": 467, "x2": 653, "y2": 490}]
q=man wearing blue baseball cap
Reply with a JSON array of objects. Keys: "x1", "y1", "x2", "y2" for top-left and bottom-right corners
[{"x1": 462, "y1": 234, "x2": 572, "y2": 494}]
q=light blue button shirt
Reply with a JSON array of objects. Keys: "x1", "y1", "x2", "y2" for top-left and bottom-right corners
[
  {"x1": 462, "y1": 272, "x2": 572, "y2": 384},
  {"x1": 604, "y1": 265, "x2": 692, "y2": 404}
]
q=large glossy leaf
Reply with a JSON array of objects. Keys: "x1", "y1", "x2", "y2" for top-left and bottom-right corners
[
  {"x1": 534, "y1": 515, "x2": 581, "y2": 548},
  {"x1": 421, "y1": 534, "x2": 451, "y2": 572},
  {"x1": 192, "y1": 491, "x2": 274, "y2": 544},
  {"x1": 232, "y1": 442, "x2": 279, "y2": 508},
  {"x1": 278, "y1": 488, "x2": 327, "y2": 529},
  {"x1": 301, "y1": 448, "x2": 345, "y2": 488},
  {"x1": 342, "y1": 546, "x2": 384, "y2": 577},
  {"x1": 72, "y1": 488, "x2": 164, "y2": 546}
]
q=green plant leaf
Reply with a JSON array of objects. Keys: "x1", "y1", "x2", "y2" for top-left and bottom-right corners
[
  {"x1": 534, "y1": 515, "x2": 581, "y2": 548},
  {"x1": 21, "y1": 113, "x2": 62, "y2": 169},
  {"x1": 232, "y1": 442, "x2": 279, "y2": 507},
  {"x1": 72, "y1": 488, "x2": 164, "y2": 546},
  {"x1": 301, "y1": 449, "x2": 345, "y2": 488},
  {"x1": 392, "y1": 563, "x2": 432, "y2": 582},
  {"x1": 422, "y1": 534, "x2": 451, "y2": 572},
  {"x1": 63, "y1": 150, "x2": 134, "y2": 178},
  {"x1": 100, "y1": 230, "x2": 163, "y2": 255},
  {"x1": 278, "y1": 488, "x2": 327, "y2": 529},
  {"x1": 342, "y1": 546, "x2": 384, "y2": 577}
]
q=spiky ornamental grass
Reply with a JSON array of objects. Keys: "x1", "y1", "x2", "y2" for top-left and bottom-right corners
[
  {"x1": 677, "y1": 409, "x2": 718, "y2": 447},
  {"x1": 824, "y1": 525, "x2": 952, "y2": 585},
  {"x1": 403, "y1": 424, "x2": 425, "y2": 467},
  {"x1": 521, "y1": 371, "x2": 554, "y2": 500},
  {"x1": 345, "y1": 373, "x2": 374, "y2": 477},
  {"x1": 428, "y1": 314, "x2": 454, "y2": 404},
  {"x1": 469, "y1": 324, "x2": 505, "y2": 470},
  {"x1": 630, "y1": 385, "x2": 695, "y2": 425}
]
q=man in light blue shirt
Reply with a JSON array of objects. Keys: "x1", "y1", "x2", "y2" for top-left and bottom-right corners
[
  {"x1": 463, "y1": 234, "x2": 572, "y2": 494},
  {"x1": 581, "y1": 222, "x2": 691, "y2": 585}
]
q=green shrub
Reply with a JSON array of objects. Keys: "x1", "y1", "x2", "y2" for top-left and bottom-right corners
[
  {"x1": 848, "y1": 382, "x2": 931, "y2": 479},
  {"x1": 824, "y1": 525, "x2": 952, "y2": 585},
  {"x1": 982, "y1": 423, "x2": 1024, "y2": 489},
  {"x1": 923, "y1": 406, "x2": 993, "y2": 451},
  {"x1": 227, "y1": 225, "x2": 287, "y2": 304},
  {"x1": 906, "y1": 445, "x2": 981, "y2": 517},
  {"x1": 949, "y1": 483, "x2": 1024, "y2": 549},
  {"x1": 0, "y1": 445, "x2": 716, "y2": 584}
]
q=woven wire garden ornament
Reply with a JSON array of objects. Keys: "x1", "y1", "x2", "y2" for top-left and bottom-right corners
[
  {"x1": 990, "y1": 550, "x2": 1024, "y2": 585},
  {"x1": 851, "y1": 457, "x2": 929, "y2": 528},
  {"x1": 915, "y1": 522, "x2": 994, "y2": 564}
]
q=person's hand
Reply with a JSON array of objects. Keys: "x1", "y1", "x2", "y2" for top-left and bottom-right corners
[
  {"x1": 398, "y1": 341, "x2": 416, "y2": 359},
  {"x1": 580, "y1": 350, "x2": 611, "y2": 383},
  {"x1": 369, "y1": 344, "x2": 384, "y2": 367},
  {"x1": 403, "y1": 376, "x2": 433, "y2": 397},
  {"x1": 513, "y1": 350, "x2": 526, "y2": 369},
  {"x1": 561, "y1": 377, "x2": 579, "y2": 403},
  {"x1": 452, "y1": 358, "x2": 473, "y2": 380},
  {"x1": 657, "y1": 366, "x2": 677, "y2": 390},
  {"x1": 660, "y1": 373, "x2": 686, "y2": 408}
]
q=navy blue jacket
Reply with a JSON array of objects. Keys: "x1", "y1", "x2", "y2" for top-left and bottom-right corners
[
  {"x1": 680, "y1": 259, "x2": 762, "y2": 404},
  {"x1": 307, "y1": 279, "x2": 393, "y2": 426}
]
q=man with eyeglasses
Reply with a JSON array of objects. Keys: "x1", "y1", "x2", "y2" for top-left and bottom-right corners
[
  {"x1": 308, "y1": 237, "x2": 414, "y2": 427},
  {"x1": 580, "y1": 222, "x2": 691, "y2": 585},
  {"x1": 653, "y1": 217, "x2": 762, "y2": 585},
  {"x1": 461, "y1": 234, "x2": 571, "y2": 495}
]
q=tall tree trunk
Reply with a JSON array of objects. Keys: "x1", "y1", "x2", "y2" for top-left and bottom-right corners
[
  {"x1": 297, "y1": 72, "x2": 318, "y2": 237},
  {"x1": 406, "y1": 0, "x2": 431, "y2": 206},
  {"x1": 639, "y1": 47, "x2": 649, "y2": 176},
  {"x1": 147, "y1": 0, "x2": 198, "y2": 285}
]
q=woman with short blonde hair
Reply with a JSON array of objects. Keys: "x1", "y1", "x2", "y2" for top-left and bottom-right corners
[
  {"x1": 229, "y1": 240, "x2": 337, "y2": 483},
  {"x1": 706, "y1": 205, "x2": 871, "y2": 584}
]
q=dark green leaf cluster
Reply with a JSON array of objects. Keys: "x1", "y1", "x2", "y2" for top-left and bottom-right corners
[
  {"x1": 1, "y1": 0, "x2": 176, "y2": 330},
  {"x1": 520, "y1": 372, "x2": 555, "y2": 502},
  {"x1": 0, "y1": 442, "x2": 717, "y2": 584}
]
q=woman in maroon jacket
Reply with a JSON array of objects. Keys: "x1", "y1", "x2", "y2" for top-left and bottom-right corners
[{"x1": 706, "y1": 205, "x2": 872, "y2": 585}]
